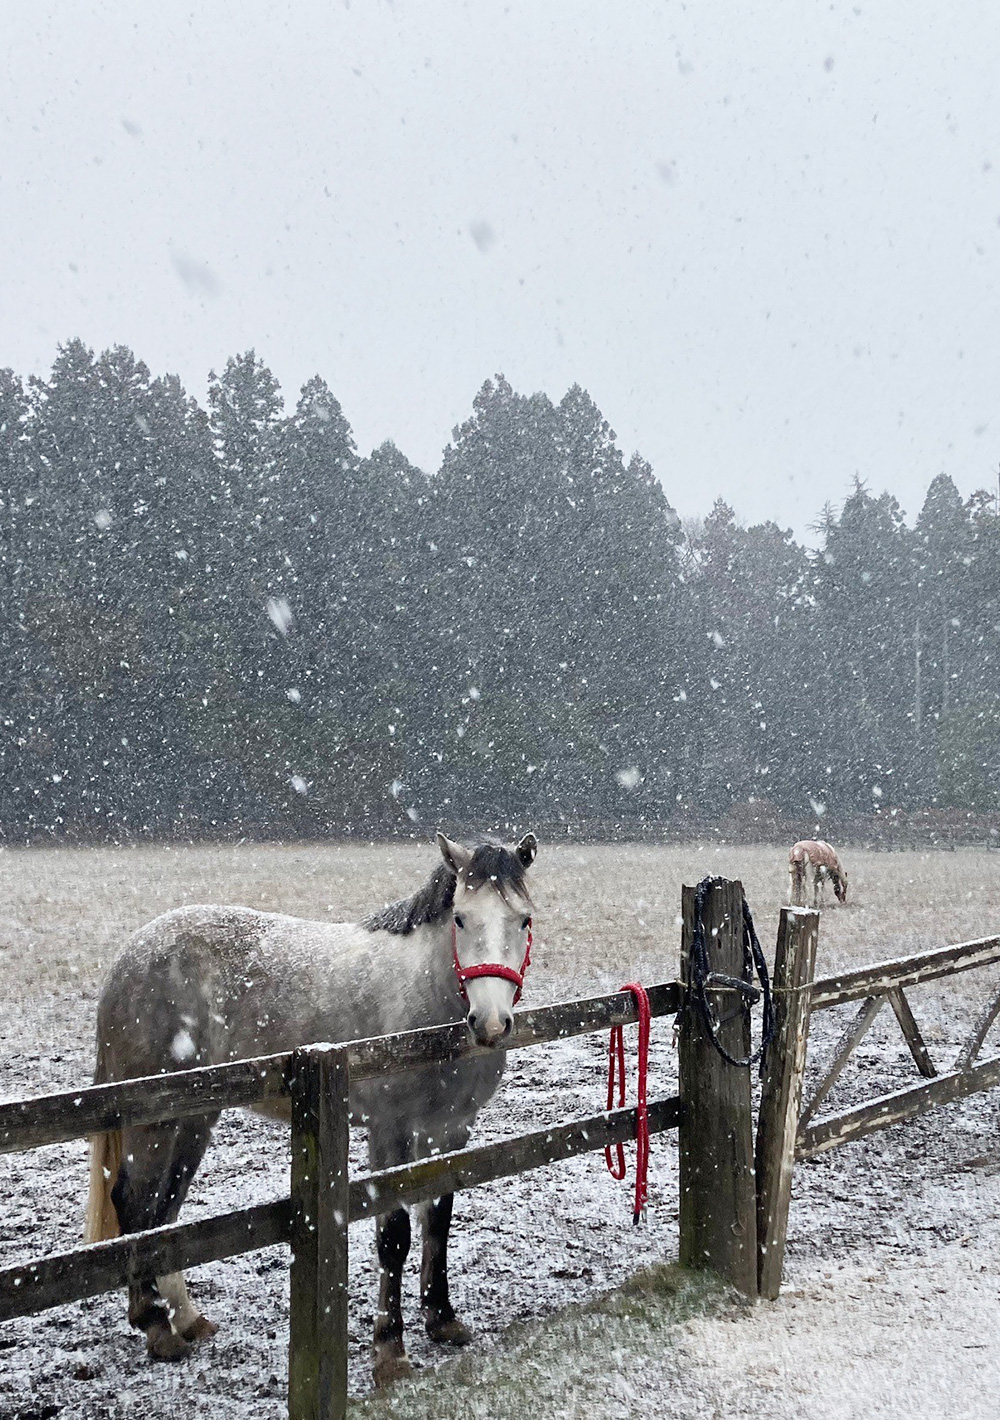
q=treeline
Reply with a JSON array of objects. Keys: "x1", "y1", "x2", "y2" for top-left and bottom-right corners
[{"x1": 0, "y1": 339, "x2": 998, "y2": 841}]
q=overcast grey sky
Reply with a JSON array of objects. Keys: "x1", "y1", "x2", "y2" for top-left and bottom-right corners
[{"x1": 3, "y1": 1, "x2": 999, "y2": 539}]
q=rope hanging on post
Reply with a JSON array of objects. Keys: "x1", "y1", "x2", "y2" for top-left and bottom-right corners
[
  {"x1": 604, "y1": 982, "x2": 651, "y2": 1224},
  {"x1": 687, "y1": 876, "x2": 775, "y2": 1075}
]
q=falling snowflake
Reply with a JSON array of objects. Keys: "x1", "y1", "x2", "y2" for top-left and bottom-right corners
[
  {"x1": 171, "y1": 1029, "x2": 196, "y2": 1063},
  {"x1": 266, "y1": 597, "x2": 293, "y2": 635},
  {"x1": 469, "y1": 219, "x2": 496, "y2": 252}
]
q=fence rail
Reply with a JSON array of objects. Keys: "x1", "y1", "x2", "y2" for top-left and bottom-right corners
[
  {"x1": 0, "y1": 1200, "x2": 292, "y2": 1325},
  {"x1": 809, "y1": 936, "x2": 1000, "y2": 1010},
  {"x1": 0, "y1": 982, "x2": 680, "y2": 1156},
  {"x1": 797, "y1": 1053, "x2": 1000, "y2": 1160},
  {"x1": 349, "y1": 1097, "x2": 684, "y2": 1220}
]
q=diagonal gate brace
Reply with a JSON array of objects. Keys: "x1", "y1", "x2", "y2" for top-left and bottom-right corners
[
  {"x1": 801, "y1": 986, "x2": 937, "y2": 1128},
  {"x1": 800, "y1": 994, "x2": 884, "y2": 1127},
  {"x1": 955, "y1": 976, "x2": 1000, "y2": 1074},
  {"x1": 887, "y1": 986, "x2": 936, "y2": 1079}
]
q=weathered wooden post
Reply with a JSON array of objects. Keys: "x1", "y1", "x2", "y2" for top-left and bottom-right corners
[
  {"x1": 288, "y1": 1045, "x2": 351, "y2": 1420},
  {"x1": 678, "y1": 878, "x2": 758, "y2": 1296},
  {"x1": 755, "y1": 906, "x2": 819, "y2": 1300}
]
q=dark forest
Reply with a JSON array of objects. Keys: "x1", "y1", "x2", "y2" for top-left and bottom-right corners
[{"x1": 2, "y1": 341, "x2": 998, "y2": 841}]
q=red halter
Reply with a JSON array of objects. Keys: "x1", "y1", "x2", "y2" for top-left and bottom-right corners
[{"x1": 452, "y1": 918, "x2": 532, "y2": 1005}]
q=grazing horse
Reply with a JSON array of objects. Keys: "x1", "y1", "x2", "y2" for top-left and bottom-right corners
[
  {"x1": 84, "y1": 831, "x2": 538, "y2": 1385},
  {"x1": 788, "y1": 839, "x2": 847, "y2": 907}
]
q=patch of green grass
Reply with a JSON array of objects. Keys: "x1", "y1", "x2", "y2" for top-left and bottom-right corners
[{"x1": 351, "y1": 1264, "x2": 744, "y2": 1420}]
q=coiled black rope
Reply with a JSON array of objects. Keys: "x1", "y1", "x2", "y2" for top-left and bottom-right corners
[{"x1": 687, "y1": 875, "x2": 775, "y2": 1075}]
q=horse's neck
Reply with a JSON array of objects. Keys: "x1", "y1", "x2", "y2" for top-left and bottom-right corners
[
  {"x1": 377, "y1": 916, "x2": 463, "y2": 1025},
  {"x1": 418, "y1": 915, "x2": 459, "y2": 994}
]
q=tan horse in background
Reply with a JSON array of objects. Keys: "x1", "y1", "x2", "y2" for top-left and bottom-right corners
[{"x1": 789, "y1": 839, "x2": 847, "y2": 907}]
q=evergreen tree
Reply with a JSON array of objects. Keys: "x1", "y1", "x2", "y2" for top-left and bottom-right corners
[
  {"x1": 688, "y1": 502, "x2": 813, "y2": 816},
  {"x1": 812, "y1": 482, "x2": 918, "y2": 813},
  {"x1": 0, "y1": 367, "x2": 43, "y2": 834},
  {"x1": 4, "y1": 338, "x2": 998, "y2": 840},
  {"x1": 551, "y1": 387, "x2": 689, "y2": 819},
  {"x1": 430, "y1": 376, "x2": 689, "y2": 824}
]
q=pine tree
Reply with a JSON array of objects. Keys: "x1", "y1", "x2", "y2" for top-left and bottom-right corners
[
  {"x1": 0, "y1": 367, "x2": 42, "y2": 835},
  {"x1": 812, "y1": 481, "x2": 918, "y2": 813},
  {"x1": 688, "y1": 502, "x2": 813, "y2": 818}
]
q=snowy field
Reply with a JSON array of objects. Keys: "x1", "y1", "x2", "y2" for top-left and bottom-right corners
[{"x1": 1, "y1": 840, "x2": 1000, "y2": 1419}]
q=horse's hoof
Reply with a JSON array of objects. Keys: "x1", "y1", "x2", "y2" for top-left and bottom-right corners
[
  {"x1": 146, "y1": 1324, "x2": 190, "y2": 1362},
  {"x1": 181, "y1": 1315, "x2": 219, "y2": 1343},
  {"x1": 372, "y1": 1344, "x2": 413, "y2": 1388},
  {"x1": 425, "y1": 1315, "x2": 473, "y2": 1346}
]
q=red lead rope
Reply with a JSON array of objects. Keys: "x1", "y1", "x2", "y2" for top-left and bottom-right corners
[{"x1": 604, "y1": 982, "x2": 651, "y2": 1224}]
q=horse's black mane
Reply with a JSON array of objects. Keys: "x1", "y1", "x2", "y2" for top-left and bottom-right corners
[{"x1": 363, "y1": 843, "x2": 529, "y2": 936}]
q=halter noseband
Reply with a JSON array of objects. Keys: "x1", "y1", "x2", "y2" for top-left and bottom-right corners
[{"x1": 452, "y1": 917, "x2": 532, "y2": 1005}]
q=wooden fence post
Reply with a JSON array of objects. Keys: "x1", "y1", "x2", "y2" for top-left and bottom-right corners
[
  {"x1": 755, "y1": 906, "x2": 819, "y2": 1300},
  {"x1": 678, "y1": 878, "x2": 758, "y2": 1297},
  {"x1": 288, "y1": 1045, "x2": 351, "y2": 1420}
]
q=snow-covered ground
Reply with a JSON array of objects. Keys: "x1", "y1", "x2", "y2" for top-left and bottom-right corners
[{"x1": 1, "y1": 842, "x2": 999, "y2": 1418}]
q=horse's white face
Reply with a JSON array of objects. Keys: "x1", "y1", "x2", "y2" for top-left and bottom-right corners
[
  {"x1": 453, "y1": 881, "x2": 532, "y2": 1045},
  {"x1": 438, "y1": 832, "x2": 536, "y2": 1047}
]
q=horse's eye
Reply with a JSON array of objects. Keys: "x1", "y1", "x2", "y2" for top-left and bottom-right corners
[
  {"x1": 454, "y1": 914, "x2": 465, "y2": 929},
  {"x1": 521, "y1": 916, "x2": 531, "y2": 930}
]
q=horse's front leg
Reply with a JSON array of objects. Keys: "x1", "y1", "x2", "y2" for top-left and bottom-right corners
[
  {"x1": 372, "y1": 1207, "x2": 413, "y2": 1387},
  {"x1": 420, "y1": 1193, "x2": 472, "y2": 1346}
]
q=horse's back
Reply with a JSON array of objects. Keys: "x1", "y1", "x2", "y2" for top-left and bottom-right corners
[
  {"x1": 95, "y1": 904, "x2": 366, "y2": 1084},
  {"x1": 95, "y1": 901, "x2": 503, "y2": 1157},
  {"x1": 790, "y1": 839, "x2": 838, "y2": 867}
]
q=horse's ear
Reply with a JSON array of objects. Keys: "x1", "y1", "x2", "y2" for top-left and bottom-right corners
[
  {"x1": 437, "y1": 832, "x2": 473, "y2": 877},
  {"x1": 515, "y1": 833, "x2": 538, "y2": 867}
]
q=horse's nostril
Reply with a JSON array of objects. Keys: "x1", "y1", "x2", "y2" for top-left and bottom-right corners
[
  {"x1": 501, "y1": 1016, "x2": 513, "y2": 1038},
  {"x1": 467, "y1": 1011, "x2": 479, "y2": 1034}
]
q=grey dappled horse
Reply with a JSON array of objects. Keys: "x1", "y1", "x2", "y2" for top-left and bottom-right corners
[{"x1": 85, "y1": 831, "x2": 537, "y2": 1385}]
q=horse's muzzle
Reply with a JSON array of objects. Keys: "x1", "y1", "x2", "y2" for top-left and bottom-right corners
[{"x1": 467, "y1": 1009, "x2": 514, "y2": 1047}]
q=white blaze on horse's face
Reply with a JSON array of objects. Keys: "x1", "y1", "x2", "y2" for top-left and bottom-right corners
[
  {"x1": 437, "y1": 832, "x2": 536, "y2": 1047},
  {"x1": 453, "y1": 880, "x2": 531, "y2": 1045}
]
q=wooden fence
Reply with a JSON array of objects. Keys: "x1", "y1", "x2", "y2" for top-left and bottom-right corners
[
  {"x1": 0, "y1": 983, "x2": 686, "y2": 1418},
  {"x1": 756, "y1": 917, "x2": 1000, "y2": 1298},
  {"x1": 0, "y1": 881, "x2": 857, "y2": 1418},
  {"x1": 4, "y1": 878, "x2": 775, "y2": 1420}
]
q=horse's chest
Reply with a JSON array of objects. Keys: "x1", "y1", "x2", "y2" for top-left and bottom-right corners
[{"x1": 352, "y1": 1054, "x2": 504, "y2": 1130}]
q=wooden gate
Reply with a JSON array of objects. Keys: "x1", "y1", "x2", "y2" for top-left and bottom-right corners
[{"x1": 756, "y1": 912, "x2": 1000, "y2": 1299}]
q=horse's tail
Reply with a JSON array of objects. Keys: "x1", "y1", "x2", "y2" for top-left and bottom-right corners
[
  {"x1": 85, "y1": 1033, "x2": 122, "y2": 1244},
  {"x1": 85, "y1": 1129, "x2": 123, "y2": 1243}
]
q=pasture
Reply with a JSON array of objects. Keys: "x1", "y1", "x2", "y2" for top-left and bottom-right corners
[{"x1": 2, "y1": 840, "x2": 1000, "y2": 1418}]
